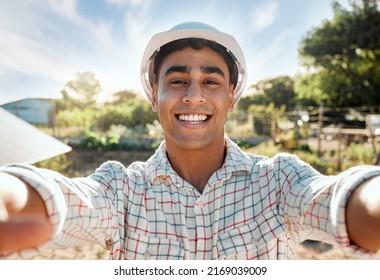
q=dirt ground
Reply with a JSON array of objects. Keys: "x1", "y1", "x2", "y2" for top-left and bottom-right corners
[
  {"x1": 31, "y1": 149, "x2": 379, "y2": 260},
  {"x1": 30, "y1": 241, "x2": 357, "y2": 260}
]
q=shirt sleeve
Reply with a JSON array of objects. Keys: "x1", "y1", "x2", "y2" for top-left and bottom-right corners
[
  {"x1": 0, "y1": 160, "x2": 128, "y2": 259},
  {"x1": 329, "y1": 165, "x2": 380, "y2": 257},
  {"x1": 270, "y1": 153, "x2": 380, "y2": 259}
]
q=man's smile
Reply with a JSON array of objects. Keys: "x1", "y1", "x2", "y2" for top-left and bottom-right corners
[{"x1": 176, "y1": 114, "x2": 210, "y2": 124}]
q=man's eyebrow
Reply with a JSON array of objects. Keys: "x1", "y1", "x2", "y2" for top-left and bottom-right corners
[
  {"x1": 163, "y1": 65, "x2": 225, "y2": 78},
  {"x1": 200, "y1": 66, "x2": 225, "y2": 77},
  {"x1": 164, "y1": 65, "x2": 189, "y2": 77}
]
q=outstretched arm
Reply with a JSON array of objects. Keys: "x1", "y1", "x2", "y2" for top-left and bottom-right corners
[
  {"x1": 0, "y1": 172, "x2": 52, "y2": 252},
  {"x1": 346, "y1": 176, "x2": 380, "y2": 251}
]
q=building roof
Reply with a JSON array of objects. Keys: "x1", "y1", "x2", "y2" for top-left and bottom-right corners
[{"x1": 0, "y1": 97, "x2": 56, "y2": 106}]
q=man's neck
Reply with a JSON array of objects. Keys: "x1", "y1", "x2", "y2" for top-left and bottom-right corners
[{"x1": 165, "y1": 138, "x2": 227, "y2": 193}]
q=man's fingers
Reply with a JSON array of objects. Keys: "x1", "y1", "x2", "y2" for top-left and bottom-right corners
[{"x1": 0, "y1": 215, "x2": 51, "y2": 252}]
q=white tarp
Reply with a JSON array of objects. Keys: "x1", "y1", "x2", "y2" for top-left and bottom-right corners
[{"x1": 0, "y1": 108, "x2": 72, "y2": 165}]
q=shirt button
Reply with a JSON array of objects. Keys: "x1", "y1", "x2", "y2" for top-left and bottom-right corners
[
  {"x1": 251, "y1": 238, "x2": 257, "y2": 245},
  {"x1": 143, "y1": 251, "x2": 151, "y2": 260},
  {"x1": 197, "y1": 199, "x2": 205, "y2": 208}
]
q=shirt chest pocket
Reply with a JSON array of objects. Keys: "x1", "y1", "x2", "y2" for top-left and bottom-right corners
[
  {"x1": 217, "y1": 210, "x2": 285, "y2": 260},
  {"x1": 125, "y1": 231, "x2": 185, "y2": 260}
]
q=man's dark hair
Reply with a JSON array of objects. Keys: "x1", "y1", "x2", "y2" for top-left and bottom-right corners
[{"x1": 153, "y1": 38, "x2": 237, "y2": 87}]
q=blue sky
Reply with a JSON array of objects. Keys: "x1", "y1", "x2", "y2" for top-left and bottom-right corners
[{"x1": 0, "y1": 0, "x2": 350, "y2": 104}]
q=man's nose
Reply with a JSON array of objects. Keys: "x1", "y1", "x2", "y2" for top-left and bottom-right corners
[{"x1": 182, "y1": 82, "x2": 206, "y2": 104}]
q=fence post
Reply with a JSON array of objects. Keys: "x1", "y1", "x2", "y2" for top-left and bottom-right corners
[
  {"x1": 317, "y1": 103, "x2": 324, "y2": 157},
  {"x1": 337, "y1": 125, "x2": 343, "y2": 171}
]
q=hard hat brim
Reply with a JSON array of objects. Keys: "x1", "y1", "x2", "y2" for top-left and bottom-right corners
[{"x1": 140, "y1": 25, "x2": 247, "y2": 105}]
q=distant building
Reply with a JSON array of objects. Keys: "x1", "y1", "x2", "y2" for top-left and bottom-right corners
[{"x1": 0, "y1": 98, "x2": 56, "y2": 126}]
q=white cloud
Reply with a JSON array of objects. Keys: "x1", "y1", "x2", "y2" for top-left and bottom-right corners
[
  {"x1": 0, "y1": 2, "x2": 60, "y2": 101},
  {"x1": 250, "y1": 1, "x2": 279, "y2": 33},
  {"x1": 43, "y1": 0, "x2": 80, "y2": 24},
  {"x1": 107, "y1": 0, "x2": 144, "y2": 7},
  {"x1": 42, "y1": 0, "x2": 117, "y2": 50},
  {"x1": 107, "y1": 0, "x2": 127, "y2": 6},
  {"x1": 0, "y1": 19, "x2": 76, "y2": 83},
  {"x1": 0, "y1": 0, "x2": 129, "y2": 91},
  {"x1": 261, "y1": 29, "x2": 292, "y2": 58},
  {"x1": 122, "y1": 0, "x2": 153, "y2": 44},
  {"x1": 245, "y1": 29, "x2": 294, "y2": 86}
]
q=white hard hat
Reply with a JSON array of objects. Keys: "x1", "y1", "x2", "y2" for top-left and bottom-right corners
[{"x1": 140, "y1": 21, "x2": 247, "y2": 105}]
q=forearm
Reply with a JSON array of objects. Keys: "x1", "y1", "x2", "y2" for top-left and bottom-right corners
[
  {"x1": 346, "y1": 176, "x2": 380, "y2": 251},
  {"x1": 0, "y1": 162, "x2": 125, "y2": 258}
]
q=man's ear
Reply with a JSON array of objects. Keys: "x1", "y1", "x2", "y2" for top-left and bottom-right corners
[
  {"x1": 228, "y1": 84, "x2": 235, "y2": 113},
  {"x1": 151, "y1": 83, "x2": 158, "y2": 112}
]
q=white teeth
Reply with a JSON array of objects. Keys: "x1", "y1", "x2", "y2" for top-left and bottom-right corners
[{"x1": 178, "y1": 114, "x2": 208, "y2": 122}]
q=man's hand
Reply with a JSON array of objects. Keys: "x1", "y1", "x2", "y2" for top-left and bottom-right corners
[
  {"x1": 346, "y1": 176, "x2": 380, "y2": 251},
  {"x1": 0, "y1": 172, "x2": 52, "y2": 252}
]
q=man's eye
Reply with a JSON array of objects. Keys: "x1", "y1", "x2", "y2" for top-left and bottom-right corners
[
  {"x1": 204, "y1": 80, "x2": 219, "y2": 85},
  {"x1": 171, "y1": 80, "x2": 187, "y2": 84}
]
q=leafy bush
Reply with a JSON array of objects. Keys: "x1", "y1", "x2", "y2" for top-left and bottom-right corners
[
  {"x1": 341, "y1": 143, "x2": 375, "y2": 170},
  {"x1": 244, "y1": 139, "x2": 379, "y2": 175},
  {"x1": 96, "y1": 100, "x2": 157, "y2": 132},
  {"x1": 79, "y1": 131, "x2": 108, "y2": 150},
  {"x1": 245, "y1": 140, "x2": 333, "y2": 175},
  {"x1": 78, "y1": 130, "x2": 157, "y2": 151},
  {"x1": 34, "y1": 154, "x2": 74, "y2": 177},
  {"x1": 56, "y1": 107, "x2": 98, "y2": 134}
]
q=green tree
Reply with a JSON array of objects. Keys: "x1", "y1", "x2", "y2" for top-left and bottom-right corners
[
  {"x1": 296, "y1": 0, "x2": 380, "y2": 107},
  {"x1": 56, "y1": 107, "x2": 98, "y2": 133},
  {"x1": 237, "y1": 75, "x2": 296, "y2": 112},
  {"x1": 97, "y1": 99, "x2": 157, "y2": 132},
  {"x1": 57, "y1": 71, "x2": 101, "y2": 110},
  {"x1": 110, "y1": 89, "x2": 139, "y2": 104}
]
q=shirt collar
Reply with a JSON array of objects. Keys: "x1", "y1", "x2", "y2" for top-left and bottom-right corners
[{"x1": 146, "y1": 138, "x2": 253, "y2": 187}]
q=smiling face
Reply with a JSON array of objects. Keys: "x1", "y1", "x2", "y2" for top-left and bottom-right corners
[{"x1": 152, "y1": 46, "x2": 234, "y2": 151}]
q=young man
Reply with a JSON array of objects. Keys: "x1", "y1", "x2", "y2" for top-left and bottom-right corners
[{"x1": 0, "y1": 22, "x2": 380, "y2": 260}]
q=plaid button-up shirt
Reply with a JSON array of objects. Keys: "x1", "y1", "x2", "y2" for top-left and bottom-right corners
[{"x1": 2, "y1": 138, "x2": 380, "y2": 259}]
